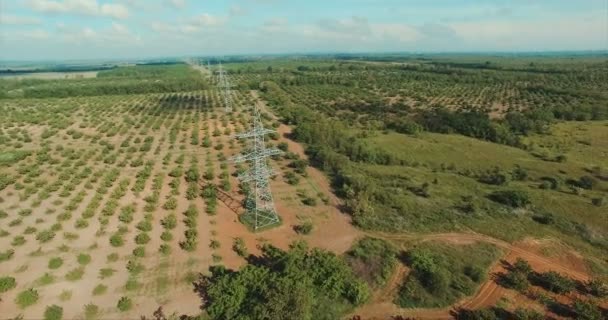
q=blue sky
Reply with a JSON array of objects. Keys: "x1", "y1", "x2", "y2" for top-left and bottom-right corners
[{"x1": 0, "y1": 0, "x2": 606, "y2": 60}]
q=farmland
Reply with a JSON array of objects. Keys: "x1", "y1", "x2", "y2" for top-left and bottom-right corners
[{"x1": 1, "y1": 56, "x2": 607, "y2": 319}]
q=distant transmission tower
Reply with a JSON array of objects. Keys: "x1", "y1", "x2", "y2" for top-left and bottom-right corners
[
  {"x1": 216, "y1": 62, "x2": 233, "y2": 112},
  {"x1": 230, "y1": 106, "x2": 282, "y2": 230}
]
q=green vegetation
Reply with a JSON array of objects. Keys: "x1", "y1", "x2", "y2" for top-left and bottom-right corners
[
  {"x1": 0, "y1": 64, "x2": 207, "y2": 99},
  {"x1": 200, "y1": 241, "x2": 369, "y2": 319},
  {"x1": 77, "y1": 253, "x2": 91, "y2": 265},
  {"x1": 117, "y1": 296, "x2": 133, "y2": 312},
  {"x1": 346, "y1": 237, "x2": 398, "y2": 287},
  {"x1": 0, "y1": 276, "x2": 16, "y2": 292},
  {"x1": 256, "y1": 58, "x2": 608, "y2": 272},
  {"x1": 44, "y1": 305, "x2": 63, "y2": 320},
  {"x1": 396, "y1": 241, "x2": 502, "y2": 308},
  {"x1": 15, "y1": 288, "x2": 39, "y2": 308}
]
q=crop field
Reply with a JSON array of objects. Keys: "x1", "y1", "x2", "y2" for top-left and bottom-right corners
[
  {"x1": 0, "y1": 57, "x2": 607, "y2": 320},
  {"x1": 0, "y1": 75, "x2": 356, "y2": 318}
]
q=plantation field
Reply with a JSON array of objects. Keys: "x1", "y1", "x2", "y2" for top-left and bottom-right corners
[
  {"x1": 1, "y1": 57, "x2": 607, "y2": 320},
  {"x1": 0, "y1": 83, "x2": 355, "y2": 318}
]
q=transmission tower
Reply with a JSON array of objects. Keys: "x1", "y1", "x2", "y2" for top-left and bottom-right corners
[
  {"x1": 230, "y1": 106, "x2": 282, "y2": 230},
  {"x1": 216, "y1": 62, "x2": 233, "y2": 113}
]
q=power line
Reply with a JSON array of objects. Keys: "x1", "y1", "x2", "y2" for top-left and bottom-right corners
[{"x1": 230, "y1": 105, "x2": 282, "y2": 230}]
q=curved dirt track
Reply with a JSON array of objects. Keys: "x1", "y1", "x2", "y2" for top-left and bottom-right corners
[{"x1": 350, "y1": 231, "x2": 592, "y2": 320}]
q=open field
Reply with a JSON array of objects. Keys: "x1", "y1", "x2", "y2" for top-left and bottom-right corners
[{"x1": 1, "y1": 57, "x2": 607, "y2": 319}]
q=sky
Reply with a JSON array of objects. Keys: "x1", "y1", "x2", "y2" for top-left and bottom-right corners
[{"x1": 0, "y1": 0, "x2": 607, "y2": 61}]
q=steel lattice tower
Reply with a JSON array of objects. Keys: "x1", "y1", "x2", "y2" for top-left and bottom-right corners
[
  {"x1": 216, "y1": 62, "x2": 233, "y2": 113},
  {"x1": 230, "y1": 106, "x2": 282, "y2": 230}
]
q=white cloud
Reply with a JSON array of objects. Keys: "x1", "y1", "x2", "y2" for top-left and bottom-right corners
[
  {"x1": 192, "y1": 13, "x2": 226, "y2": 27},
  {"x1": 100, "y1": 3, "x2": 129, "y2": 19},
  {"x1": 372, "y1": 24, "x2": 421, "y2": 43},
  {"x1": 449, "y1": 14, "x2": 606, "y2": 50},
  {"x1": 20, "y1": 29, "x2": 51, "y2": 39},
  {"x1": 0, "y1": 14, "x2": 42, "y2": 25},
  {"x1": 229, "y1": 5, "x2": 246, "y2": 16},
  {"x1": 165, "y1": 0, "x2": 187, "y2": 9},
  {"x1": 26, "y1": 0, "x2": 130, "y2": 19},
  {"x1": 260, "y1": 18, "x2": 288, "y2": 33},
  {"x1": 149, "y1": 13, "x2": 226, "y2": 36}
]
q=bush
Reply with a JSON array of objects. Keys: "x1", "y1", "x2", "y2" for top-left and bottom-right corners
[
  {"x1": 587, "y1": 278, "x2": 608, "y2": 297},
  {"x1": 573, "y1": 299, "x2": 602, "y2": 320},
  {"x1": 163, "y1": 197, "x2": 178, "y2": 210},
  {"x1": 591, "y1": 197, "x2": 605, "y2": 207},
  {"x1": 132, "y1": 246, "x2": 145, "y2": 257},
  {"x1": 84, "y1": 303, "x2": 99, "y2": 320},
  {"x1": 489, "y1": 190, "x2": 531, "y2": 208},
  {"x1": 36, "y1": 229, "x2": 56, "y2": 243},
  {"x1": 65, "y1": 267, "x2": 85, "y2": 281},
  {"x1": 161, "y1": 214, "x2": 177, "y2": 229},
  {"x1": 499, "y1": 269, "x2": 529, "y2": 292},
  {"x1": 78, "y1": 253, "x2": 91, "y2": 265},
  {"x1": 92, "y1": 284, "x2": 107, "y2": 295},
  {"x1": 135, "y1": 232, "x2": 150, "y2": 244},
  {"x1": 16, "y1": 288, "x2": 39, "y2": 308},
  {"x1": 232, "y1": 237, "x2": 248, "y2": 257},
  {"x1": 117, "y1": 296, "x2": 132, "y2": 312},
  {"x1": 0, "y1": 249, "x2": 15, "y2": 262},
  {"x1": 109, "y1": 233, "x2": 124, "y2": 247},
  {"x1": 294, "y1": 221, "x2": 314, "y2": 235},
  {"x1": 44, "y1": 304, "x2": 63, "y2": 320},
  {"x1": 532, "y1": 271, "x2": 575, "y2": 294},
  {"x1": 577, "y1": 176, "x2": 597, "y2": 190},
  {"x1": 0, "y1": 276, "x2": 16, "y2": 292}
]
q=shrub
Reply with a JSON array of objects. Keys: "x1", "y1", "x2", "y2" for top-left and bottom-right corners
[
  {"x1": 159, "y1": 244, "x2": 171, "y2": 255},
  {"x1": 232, "y1": 237, "x2": 248, "y2": 257},
  {"x1": 573, "y1": 299, "x2": 602, "y2": 320},
  {"x1": 489, "y1": 190, "x2": 530, "y2": 208},
  {"x1": 135, "y1": 232, "x2": 150, "y2": 244},
  {"x1": 36, "y1": 229, "x2": 56, "y2": 243},
  {"x1": 161, "y1": 214, "x2": 177, "y2": 229},
  {"x1": 99, "y1": 268, "x2": 116, "y2": 279},
  {"x1": 117, "y1": 296, "x2": 132, "y2": 312},
  {"x1": 0, "y1": 276, "x2": 16, "y2": 292},
  {"x1": 78, "y1": 253, "x2": 92, "y2": 265},
  {"x1": 109, "y1": 234, "x2": 124, "y2": 247},
  {"x1": 107, "y1": 253, "x2": 119, "y2": 262},
  {"x1": 84, "y1": 304, "x2": 99, "y2": 320},
  {"x1": 499, "y1": 269, "x2": 529, "y2": 292},
  {"x1": 160, "y1": 231, "x2": 173, "y2": 241},
  {"x1": 15, "y1": 288, "x2": 39, "y2": 308},
  {"x1": 36, "y1": 272, "x2": 55, "y2": 286},
  {"x1": 65, "y1": 267, "x2": 85, "y2": 281},
  {"x1": 532, "y1": 271, "x2": 575, "y2": 294},
  {"x1": 44, "y1": 304, "x2": 63, "y2": 320},
  {"x1": 301, "y1": 196, "x2": 317, "y2": 206},
  {"x1": 163, "y1": 197, "x2": 178, "y2": 210},
  {"x1": 92, "y1": 284, "x2": 107, "y2": 295},
  {"x1": 591, "y1": 197, "x2": 605, "y2": 207},
  {"x1": 136, "y1": 220, "x2": 152, "y2": 232},
  {"x1": 132, "y1": 246, "x2": 145, "y2": 257},
  {"x1": 478, "y1": 167, "x2": 510, "y2": 185},
  {"x1": 294, "y1": 222, "x2": 314, "y2": 235},
  {"x1": 577, "y1": 176, "x2": 597, "y2": 190},
  {"x1": 210, "y1": 240, "x2": 220, "y2": 249},
  {"x1": 587, "y1": 279, "x2": 608, "y2": 297},
  {"x1": 0, "y1": 249, "x2": 15, "y2": 262}
]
